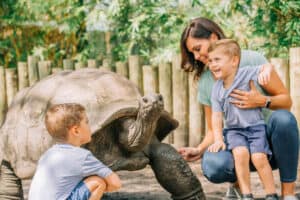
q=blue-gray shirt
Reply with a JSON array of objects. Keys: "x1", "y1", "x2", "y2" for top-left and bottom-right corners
[
  {"x1": 29, "y1": 144, "x2": 112, "y2": 200},
  {"x1": 198, "y1": 50, "x2": 272, "y2": 121},
  {"x1": 211, "y1": 66, "x2": 265, "y2": 128}
]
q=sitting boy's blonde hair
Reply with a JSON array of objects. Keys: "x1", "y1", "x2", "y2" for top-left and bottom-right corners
[
  {"x1": 45, "y1": 103, "x2": 85, "y2": 141},
  {"x1": 208, "y1": 39, "x2": 241, "y2": 58}
]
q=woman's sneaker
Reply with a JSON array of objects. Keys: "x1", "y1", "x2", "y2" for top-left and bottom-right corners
[{"x1": 223, "y1": 185, "x2": 242, "y2": 200}]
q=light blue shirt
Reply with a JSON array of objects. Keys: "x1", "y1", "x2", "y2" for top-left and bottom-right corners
[
  {"x1": 198, "y1": 50, "x2": 272, "y2": 121},
  {"x1": 198, "y1": 50, "x2": 268, "y2": 106},
  {"x1": 211, "y1": 66, "x2": 265, "y2": 128},
  {"x1": 29, "y1": 144, "x2": 112, "y2": 200}
]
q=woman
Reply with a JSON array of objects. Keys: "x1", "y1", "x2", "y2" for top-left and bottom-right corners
[{"x1": 178, "y1": 17, "x2": 299, "y2": 200}]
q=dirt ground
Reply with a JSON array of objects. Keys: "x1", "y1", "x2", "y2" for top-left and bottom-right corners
[
  {"x1": 23, "y1": 161, "x2": 300, "y2": 200},
  {"x1": 100, "y1": 162, "x2": 300, "y2": 200}
]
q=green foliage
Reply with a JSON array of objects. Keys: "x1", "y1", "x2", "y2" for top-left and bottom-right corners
[
  {"x1": 105, "y1": 0, "x2": 187, "y2": 62},
  {"x1": 0, "y1": 0, "x2": 299, "y2": 68},
  {"x1": 0, "y1": 0, "x2": 87, "y2": 67},
  {"x1": 224, "y1": 0, "x2": 300, "y2": 57}
]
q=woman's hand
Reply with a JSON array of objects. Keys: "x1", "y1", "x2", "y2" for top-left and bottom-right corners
[
  {"x1": 207, "y1": 140, "x2": 226, "y2": 153},
  {"x1": 178, "y1": 147, "x2": 202, "y2": 162},
  {"x1": 230, "y1": 80, "x2": 266, "y2": 109}
]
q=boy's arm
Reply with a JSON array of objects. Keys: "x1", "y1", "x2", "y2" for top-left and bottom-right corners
[
  {"x1": 82, "y1": 152, "x2": 121, "y2": 191},
  {"x1": 212, "y1": 111, "x2": 223, "y2": 142},
  {"x1": 104, "y1": 172, "x2": 122, "y2": 192},
  {"x1": 207, "y1": 111, "x2": 226, "y2": 153}
]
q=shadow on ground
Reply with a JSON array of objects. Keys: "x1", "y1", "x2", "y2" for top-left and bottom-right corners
[
  {"x1": 23, "y1": 162, "x2": 300, "y2": 200},
  {"x1": 102, "y1": 192, "x2": 300, "y2": 200}
]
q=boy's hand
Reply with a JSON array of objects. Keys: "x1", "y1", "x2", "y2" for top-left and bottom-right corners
[
  {"x1": 208, "y1": 140, "x2": 226, "y2": 153},
  {"x1": 105, "y1": 172, "x2": 122, "y2": 192},
  {"x1": 258, "y1": 63, "x2": 273, "y2": 85}
]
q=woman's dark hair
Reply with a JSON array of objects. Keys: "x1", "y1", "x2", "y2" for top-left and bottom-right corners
[{"x1": 180, "y1": 17, "x2": 226, "y2": 79}]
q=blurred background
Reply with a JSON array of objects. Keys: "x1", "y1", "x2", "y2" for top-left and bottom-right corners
[
  {"x1": 1, "y1": 0, "x2": 299, "y2": 68},
  {"x1": 0, "y1": 0, "x2": 300, "y2": 147}
]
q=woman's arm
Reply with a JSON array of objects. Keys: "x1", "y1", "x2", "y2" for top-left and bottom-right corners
[
  {"x1": 178, "y1": 105, "x2": 214, "y2": 161},
  {"x1": 230, "y1": 67, "x2": 292, "y2": 110},
  {"x1": 198, "y1": 106, "x2": 214, "y2": 150}
]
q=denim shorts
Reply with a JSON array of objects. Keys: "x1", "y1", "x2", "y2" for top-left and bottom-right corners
[
  {"x1": 224, "y1": 124, "x2": 272, "y2": 155},
  {"x1": 66, "y1": 181, "x2": 91, "y2": 200}
]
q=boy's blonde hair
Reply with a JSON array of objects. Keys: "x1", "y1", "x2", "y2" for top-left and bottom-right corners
[
  {"x1": 45, "y1": 103, "x2": 85, "y2": 141},
  {"x1": 208, "y1": 39, "x2": 241, "y2": 58}
]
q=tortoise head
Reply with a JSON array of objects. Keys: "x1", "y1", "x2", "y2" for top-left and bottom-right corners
[{"x1": 138, "y1": 93, "x2": 164, "y2": 121}]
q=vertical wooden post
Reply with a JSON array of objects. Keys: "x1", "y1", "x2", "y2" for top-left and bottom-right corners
[
  {"x1": 63, "y1": 59, "x2": 74, "y2": 70},
  {"x1": 142, "y1": 65, "x2": 158, "y2": 94},
  {"x1": 75, "y1": 62, "x2": 86, "y2": 70},
  {"x1": 0, "y1": 66, "x2": 6, "y2": 125},
  {"x1": 105, "y1": 32, "x2": 111, "y2": 55},
  {"x1": 17, "y1": 62, "x2": 29, "y2": 90},
  {"x1": 270, "y1": 58, "x2": 289, "y2": 90},
  {"x1": 128, "y1": 55, "x2": 143, "y2": 93},
  {"x1": 5, "y1": 68, "x2": 17, "y2": 107},
  {"x1": 291, "y1": 69, "x2": 300, "y2": 128},
  {"x1": 51, "y1": 68, "x2": 63, "y2": 74},
  {"x1": 87, "y1": 59, "x2": 98, "y2": 68},
  {"x1": 101, "y1": 58, "x2": 113, "y2": 71},
  {"x1": 188, "y1": 74, "x2": 205, "y2": 147},
  {"x1": 27, "y1": 56, "x2": 39, "y2": 86},
  {"x1": 172, "y1": 54, "x2": 189, "y2": 148},
  {"x1": 158, "y1": 62, "x2": 173, "y2": 143},
  {"x1": 115, "y1": 61, "x2": 129, "y2": 78},
  {"x1": 38, "y1": 61, "x2": 52, "y2": 80},
  {"x1": 289, "y1": 47, "x2": 300, "y2": 127}
]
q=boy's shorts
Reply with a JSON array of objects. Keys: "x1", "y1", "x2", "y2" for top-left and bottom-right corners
[
  {"x1": 66, "y1": 181, "x2": 91, "y2": 200},
  {"x1": 224, "y1": 124, "x2": 272, "y2": 156}
]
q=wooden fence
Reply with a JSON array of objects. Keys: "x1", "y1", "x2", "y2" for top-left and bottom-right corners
[{"x1": 0, "y1": 48, "x2": 300, "y2": 148}]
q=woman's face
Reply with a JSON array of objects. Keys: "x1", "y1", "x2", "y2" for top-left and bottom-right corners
[{"x1": 185, "y1": 34, "x2": 218, "y2": 65}]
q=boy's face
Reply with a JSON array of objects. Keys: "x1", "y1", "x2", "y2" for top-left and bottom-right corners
[
  {"x1": 208, "y1": 48, "x2": 239, "y2": 80},
  {"x1": 77, "y1": 114, "x2": 92, "y2": 145}
]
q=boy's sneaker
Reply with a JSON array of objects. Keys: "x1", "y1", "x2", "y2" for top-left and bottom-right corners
[
  {"x1": 265, "y1": 194, "x2": 279, "y2": 200},
  {"x1": 241, "y1": 194, "x2": 254, "y2": 200},
  {"x1": 223, "y1": 185, "x2": 242, "y2": 200},
  {"x1": 282, "y1": 195, "x2": 299, "y2": 200}
]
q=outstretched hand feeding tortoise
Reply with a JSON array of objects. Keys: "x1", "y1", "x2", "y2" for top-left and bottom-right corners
[{"x1": 0, "y1": 68, "x2": 205, "y2": 200}]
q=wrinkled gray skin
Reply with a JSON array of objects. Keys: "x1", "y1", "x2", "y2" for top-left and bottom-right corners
[{"x1": 0, "y1": 68, "x2": 205, "y2": 200}]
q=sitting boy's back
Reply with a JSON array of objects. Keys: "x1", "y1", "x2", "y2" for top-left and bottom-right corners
[
  {"x1": 29, "y1": 144, "x2": 112, "y2": 199},
  {"x1": 29, "y1": 103, "x2": 121, "y2": 200}
]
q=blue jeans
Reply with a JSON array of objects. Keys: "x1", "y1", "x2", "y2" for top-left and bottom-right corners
[
  {"x1": 66, "y1": 181, "x2": 91, "y2": 200},
  {"x1": 201, "y1": 110, "x2": 299, "y2": 183}
]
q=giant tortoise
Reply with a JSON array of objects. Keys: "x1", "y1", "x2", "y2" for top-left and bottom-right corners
[{"x1": 0, "y1": 68, "x2": 205, "y2": 199}]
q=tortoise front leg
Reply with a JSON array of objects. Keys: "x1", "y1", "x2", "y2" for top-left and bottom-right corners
[
  {"x1": 0, "y1": 160, "x2": 24, "y2": 200},
  {"x1": 145, "y1": 139, "x2": 205, "y2": 200}
]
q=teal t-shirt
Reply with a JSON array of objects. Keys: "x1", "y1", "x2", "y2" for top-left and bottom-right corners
[{"x1": 197, "y1": 50, "x2": 272, "y2": 120}]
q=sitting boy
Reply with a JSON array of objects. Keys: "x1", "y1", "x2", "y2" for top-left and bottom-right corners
[
  {"x1": 29, "y1": 103, "x2": 121, "y2": 200},
  {"x1": 207, "y1": 39, "x2": 278, "y2": 200}
]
